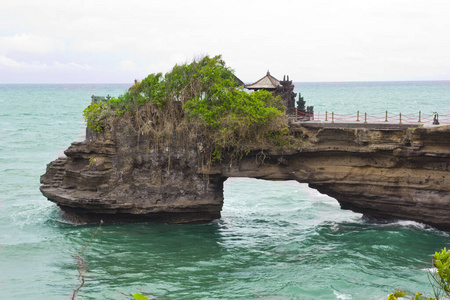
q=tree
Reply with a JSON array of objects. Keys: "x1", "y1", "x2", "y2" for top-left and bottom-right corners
[{"x1": 83, "y1": 55, "x2": 290, "y2": 161}]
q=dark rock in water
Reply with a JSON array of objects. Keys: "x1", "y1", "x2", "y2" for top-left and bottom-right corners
[
  {"x1": 40, "y1": 118, "x2": 224, "y2": 224},
  {"x1": 40, "y1": 120, "x2": 450, "y2": 229}
]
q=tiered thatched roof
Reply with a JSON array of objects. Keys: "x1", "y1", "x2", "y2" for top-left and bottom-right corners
[{"x1": 244, "y1": 71, "x2": 281, "y2": 90}]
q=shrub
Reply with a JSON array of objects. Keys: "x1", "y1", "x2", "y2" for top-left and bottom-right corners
[
  {"x1": 82, "y1": 55, "x2": 290, "y2": 160},
  {"x1": 387, "y1": 247, "x2": 450, "y2": 300},
  {"x1": 83, "y1": 102, "x2": 104, "y2": 132}
]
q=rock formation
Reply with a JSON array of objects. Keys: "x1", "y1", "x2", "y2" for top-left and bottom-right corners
[{"x1": 40, "y1": 120, "x2": 450, "y2": 229}]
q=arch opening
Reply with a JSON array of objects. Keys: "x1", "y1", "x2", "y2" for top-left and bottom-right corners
[{"x1": 220, "y1": 177, "x2": 362, "y2": 227}]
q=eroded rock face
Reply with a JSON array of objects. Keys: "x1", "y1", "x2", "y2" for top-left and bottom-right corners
[
  {"x1": 40, "y1": 121, "x2": 450, "y2": 229},
  {"x1": 40, "y1": 119, "x2": 224, "y2": 223}
]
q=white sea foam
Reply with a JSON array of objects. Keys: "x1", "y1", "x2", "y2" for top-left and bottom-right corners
[
  {"x1": 421, "y1": 267, "x2": 437, "y2": 273},
  {"x1": 333, "y1": 290, "x2": 352, "y2": 299},
  {"x1": 2, "y1": 83, "x2": 450, "y2": 300},
  {"x1": 391, "y1": 220, "x2": 428, "y2": 229}
]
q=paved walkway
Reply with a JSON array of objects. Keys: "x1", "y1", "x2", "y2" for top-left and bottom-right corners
[{"x1": 291, "y1": 120, "x2": 443, "y2": 130}]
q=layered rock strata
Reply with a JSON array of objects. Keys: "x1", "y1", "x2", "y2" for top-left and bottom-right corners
[
  {"x1": 40, "y1": 120, "x2": 224, "y2": 223},
  {"x1": 40, "y1": 121, "x2": 450, "y2": 229}
]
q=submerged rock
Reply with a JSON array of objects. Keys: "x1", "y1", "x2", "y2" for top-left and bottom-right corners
[{"x1": 40, "y1": 120, "x2": 450, "y2": 229}]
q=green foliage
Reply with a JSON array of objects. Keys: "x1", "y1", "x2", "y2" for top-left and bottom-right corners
[
  {"x1": 387, "y1": 290, "x2": 408, "y2": 300},
  {"x1": 413, "y1": 292, "x2": 428, "y2": 300},
  {"x1": 83, "y1": 93, "x2": 134, "y2": 132},
  {"x1": 185, "y1": 87, "x2": 286, "y2": 158},
  {"x1": 107, "y1": 92, "x2": 133, "y2": 116},
  {"x1": 387, "y1": 248, "x2": 450, "y2": 300},
  {"x1": 387, "y1": 290, "x2": 435, "y2": 300},
  {"x1": 174, "y1": 56, "x2": 286, "y2": 159},
  {"x1": 185, "y1": 89, "x2": 281, "y2": 127},
  {"x1": 83, "y1": 102, "x2": 104, "y2": 132},
  {"x1": 132, "y1": 294, "x2": 150, "y2": 300},
  {"x1": 82, "y1": 55, "x2": 289, "y2": 161},
  {"x1": 133, "y1": 73, "x2": 166, "y2": 108},
  {"x1": 428, "y1": 247, "x2": 450, "y2": 299},
  {"x1": 433, "y1": 247, "x2": 450, "y2": 290}
]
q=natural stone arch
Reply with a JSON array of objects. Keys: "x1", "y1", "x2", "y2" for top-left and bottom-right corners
[{"x1": 41, "y1": 123, "x2": 450, "y2": 229}]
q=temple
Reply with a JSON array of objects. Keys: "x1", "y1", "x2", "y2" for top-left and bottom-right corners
[{"x1": 244, "y1": 71, "x2": 311, "y2": 117}]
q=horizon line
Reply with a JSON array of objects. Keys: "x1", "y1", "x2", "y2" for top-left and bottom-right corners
[{"x1": 2, "y1": 79, "x2": 450, "y2": 85}]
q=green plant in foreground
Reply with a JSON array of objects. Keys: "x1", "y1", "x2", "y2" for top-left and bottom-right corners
[
  {"x1": 387, "y1": 290, "x2": 408, "y2": 300},
  {"x1": 428, "y1": 247, "x2": 450, "y2": 299},
  {"x1": 132, "y1": 294, "x2": 150, "y2": 300},
  {"x1": 434, "y1": 248, "x2": 450, "y2": 289},
  {"x1": 387, "y1": 291, "x2": 434, "y2": 300},
  {"x1": 131, "y1": 248, "x2": 450, "y2": 300},
  {"x1": 388, "y1": 247, "x2": 450, "y2": 300}
]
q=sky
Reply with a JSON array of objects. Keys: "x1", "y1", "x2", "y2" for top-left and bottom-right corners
[{"x1": 1, "y1": 0, "x2": 450, "y2": 84}]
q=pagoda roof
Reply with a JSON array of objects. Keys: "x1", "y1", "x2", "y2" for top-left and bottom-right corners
[
  {"x1": 244, "y1": 71, "x2": 281, "y2": 90},
  {"x1": 232, "y1": 74, "x2": 245, "y2": 86}
]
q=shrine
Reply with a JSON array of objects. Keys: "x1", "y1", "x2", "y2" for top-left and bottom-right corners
[{"x1": 244, "y1": 71, "x2": 313, "y2": 118}]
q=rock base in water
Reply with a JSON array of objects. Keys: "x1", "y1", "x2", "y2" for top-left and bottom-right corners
[{"x1": 41, "y1": 121, "x2": 450, "y2": 229}]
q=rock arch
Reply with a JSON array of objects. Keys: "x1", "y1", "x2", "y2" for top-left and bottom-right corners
[{"x1": 40, "y1": 123, "x2": 450, "y2": 229}]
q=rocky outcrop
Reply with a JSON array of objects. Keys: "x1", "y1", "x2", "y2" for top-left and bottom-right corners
[
  {"x1": 40, "y1": 120, "x2": 225, "y2": 223},
  {"x1": 40, "y1": 120, "x2": 450, "y2": 229}
]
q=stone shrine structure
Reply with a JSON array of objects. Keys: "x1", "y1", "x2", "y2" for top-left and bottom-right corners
[{"x1": 245, "y1": 71, "x2": 297, "y2": 115}]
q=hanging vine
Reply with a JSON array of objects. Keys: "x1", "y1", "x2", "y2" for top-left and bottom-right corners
[{"x1": 82, "y1": 55, "x2": 292, "y2": 167}]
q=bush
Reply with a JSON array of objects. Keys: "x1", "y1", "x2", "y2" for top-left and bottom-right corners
[
  {"x1": 387, "y1": 247, "x2": 450, "y2": 300},
  {"x1": 82, "y1": 55, "x2": 289, "y2": 160},
  {"x1": 429, "y1": 247, "x2": 450, "y2": 299},
  {"x1": 83, "y1": 102, "x2": 104, "y2": 132}
]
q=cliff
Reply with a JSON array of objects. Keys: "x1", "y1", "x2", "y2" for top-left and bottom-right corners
[{"x1": 40, "y1": 120, "x2": 450, "y2": 229}]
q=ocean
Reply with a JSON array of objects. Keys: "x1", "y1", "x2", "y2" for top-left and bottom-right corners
[{"x1": 0, "y1": 82, "x2": 449, "y2": 299}]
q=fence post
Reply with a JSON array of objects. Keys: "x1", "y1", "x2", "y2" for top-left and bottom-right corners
[
  {"x1": 364, "y1": 112, "x2": 367, "y2": 124},
  {"x1": 325, "y1": 111, "x2": 328, "y2": 122},
  {"x1": 399, "y1": 113, "x2": 402, "y2": 124},
  {"x1": 332, "y1": 112, "x2": 334, "y2": 123},
  {"x1": 357, "y1": 110, "x2": 360, "y2": 122},
  {"x1": 418, "y1": 110, "x2": 421, "y2": 123},
  {"x1": 296, "y1": 110, "x2": 298, "y2": 122},
  {"x1": 385, "y1": 110, "x2": 388, "y2": 122}
]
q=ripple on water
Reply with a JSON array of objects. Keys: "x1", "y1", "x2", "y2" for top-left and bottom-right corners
[{"x1": 1, "y1": 84, "x2": 450, "y2": 299}]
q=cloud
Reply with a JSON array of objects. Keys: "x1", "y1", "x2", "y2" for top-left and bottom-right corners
[
  {"x1": 0, "y1": 34, "x2": 65, "y2": 54},
  {"x1": 53, "y1": 61, "x2": 93, "y2": 70},
  {"x1": 0, "y1": 56, "x2": 97, "y2": 83},
  {"x1": 73, "y1": 39, "x2": 118, "y2": 53},
  {"x1": 0, "y1": 55, "x2": 24, "y2": 67},
  {"x1": 1, "y1": 0, "x2": 450, "y2": 82},
  {"x1": 120, "y1": 60, "x2": 136, "y2": 71},
  {"x1": 0, "y1": 55, "x2": 92, "y2": 71}
]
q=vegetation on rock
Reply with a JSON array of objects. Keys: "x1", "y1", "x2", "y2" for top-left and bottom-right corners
[
  {"x1": 83, "y1": 55, "x2": 291, "y2": 161},
  {"x1": 83, "y1": 102, "x2": 105, "y2": 132}
]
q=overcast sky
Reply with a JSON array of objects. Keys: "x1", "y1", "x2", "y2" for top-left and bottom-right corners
[{"x1": 1, "y1": 0, "x2": 450, "y2": 83}]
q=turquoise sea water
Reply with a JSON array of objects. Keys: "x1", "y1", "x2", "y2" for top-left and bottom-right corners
[
  {"x1": 1, "y1": 82, "x2": 450, "y2": 299},
  {"x1": 298, "y1": 81, "x2": 450, "y2": 115}
]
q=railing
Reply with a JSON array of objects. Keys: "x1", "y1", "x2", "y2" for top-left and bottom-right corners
[
  {"x1": 296, "y1": 110, "x2": 450, "y2": 125},
  {"x1": 296, "y1": 110, "x2": 314, "y2": 120}
]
